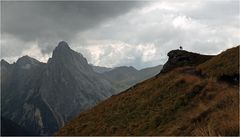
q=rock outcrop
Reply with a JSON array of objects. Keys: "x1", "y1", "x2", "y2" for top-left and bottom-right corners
[{"x1": 160, "y1": 50, "x2": 213, "y2": 73}]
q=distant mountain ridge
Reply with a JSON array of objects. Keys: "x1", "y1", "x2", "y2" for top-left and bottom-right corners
[
  {"x1": 91, "y1": 65, "x2": 113, "y2": 73},
  {"x1": 103, "y1": 65, "x2": 163, "y2": 92}
]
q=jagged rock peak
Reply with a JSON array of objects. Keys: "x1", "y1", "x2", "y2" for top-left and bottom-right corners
[
  {"x1": 52, "y1": 41, "x2": 74, "y2": 59},
  {"x1": 53, "y1": 41, "x2": 71, "y2": 54},
  {"x1": 56, "y1": 41, "x2": 70, "y2": 50},
  {"x1": 50, "y1": 41, "x2": 91, "y2": 72}
]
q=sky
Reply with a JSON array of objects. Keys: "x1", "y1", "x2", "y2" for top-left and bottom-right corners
[{"x1": 1, "y1": 0, "x2": 239, "y2": 69}]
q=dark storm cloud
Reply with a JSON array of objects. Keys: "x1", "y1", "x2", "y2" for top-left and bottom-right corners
[
  {"x1": 1, "y1": 0, "x2": 239, "y2": 69},
  {"x1": 1, "y1": 1, "x2": 145, "y2": 53}
]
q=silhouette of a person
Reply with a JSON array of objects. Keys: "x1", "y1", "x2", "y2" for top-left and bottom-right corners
[{"x1": 179, "y1": 46, "x2": 183, "y2": 50}]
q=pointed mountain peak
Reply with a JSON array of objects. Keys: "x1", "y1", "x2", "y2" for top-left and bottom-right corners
[
  {"x1": 56, "y1": 41, "x2": 70, "y2": 50},
  {"x1": 52, "y1": 41, "x2": 73, "y2": 57},
  {"x1": 53, "y1": 41, "x2": 71, "y2": 53},
  {"x1": 52, "y1": 41, "x2": 74, "y2": 58},
  {"x1": 49, "y1": 41, "x2": 93, "y2": 72}
]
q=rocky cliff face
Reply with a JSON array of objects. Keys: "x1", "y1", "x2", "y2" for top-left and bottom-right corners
[
  {"x1": 1, "y1": 56, "x2": 54, "y2": 135},
  {"x1": 40, "y1": 41, "x2": 115, "y2": 122},
  {"x1": 1, "y1": 41, "x2": 115, "y2": 135},
  {"x1": 160, "y1": 50, "x2": 213, "y2": 73}
]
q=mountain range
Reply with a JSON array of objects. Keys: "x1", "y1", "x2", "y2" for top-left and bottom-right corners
[
  {"x1": 1, "y1": 41, "x2": 162, "y2": 135},
  {"x1": 55, "y1": 46, "x2": 239, "y2": 136},
  {"x1": 92, "y1": 64, "x2": 163, "y2": 92},
  {"x1": 103, "y1": 65, "x2": 162, "y2": 92}
]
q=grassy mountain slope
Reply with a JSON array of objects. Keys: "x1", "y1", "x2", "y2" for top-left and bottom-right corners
[
  {"x1": 55, "y1": 46, "x2": 239, "y2": 136},
  {"x1": 197, "y1": 46, "x2": 239, "y2": 78}
]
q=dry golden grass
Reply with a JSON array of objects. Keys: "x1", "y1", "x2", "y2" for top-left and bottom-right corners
[
  {"x1": 55, "y1": 68, "x2": 239, "y2": 136},
  {"x1": 197, "y1": 46, "x2": 239, "y2": 78}
]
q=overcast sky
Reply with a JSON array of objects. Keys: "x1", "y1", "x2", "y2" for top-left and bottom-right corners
[{"x1": 1, "y1": 0, "x2": 239, "y2": 69}]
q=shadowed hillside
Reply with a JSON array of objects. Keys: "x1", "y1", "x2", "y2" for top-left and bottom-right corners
[{"x1": 55, "y1": 46, "x2": 239, "y2": 136}]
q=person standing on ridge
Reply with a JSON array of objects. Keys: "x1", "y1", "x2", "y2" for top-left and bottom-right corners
[{"x1": 179, "y1": 46, "x2": 183, "y2": 50}]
